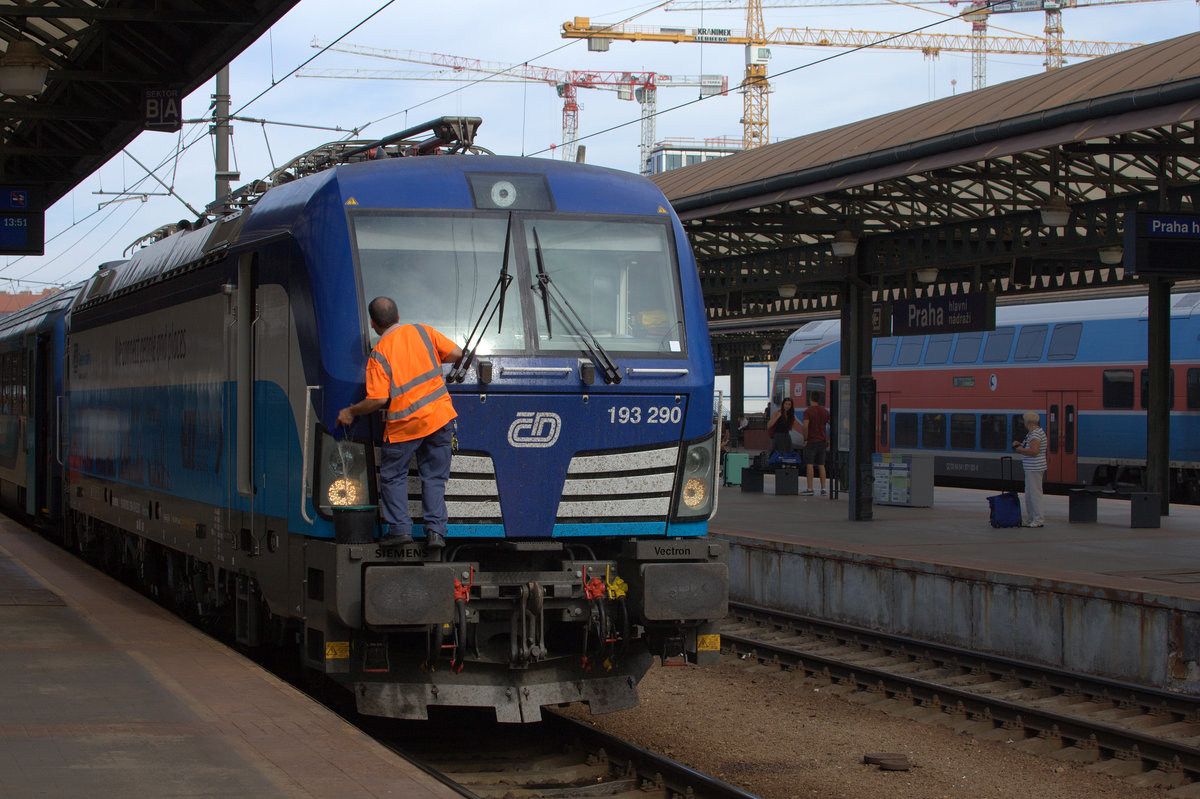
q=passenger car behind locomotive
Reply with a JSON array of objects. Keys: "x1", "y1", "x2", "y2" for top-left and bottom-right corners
[
  {"x1": 771, "y1": 294, "x2": 1200, "y2": 501},
  {"x1": 0, "y1": 118, "x2": 727, "y2": 723}
]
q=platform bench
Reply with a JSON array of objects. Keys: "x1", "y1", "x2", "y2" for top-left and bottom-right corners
[{"x1": 1068, "y1": 486, "x2": 1160, "y2": 528}]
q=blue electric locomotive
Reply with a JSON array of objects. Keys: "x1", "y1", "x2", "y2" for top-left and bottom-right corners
[{"x1": 8, "y1": 118, "x2": 727, "y2": 723}]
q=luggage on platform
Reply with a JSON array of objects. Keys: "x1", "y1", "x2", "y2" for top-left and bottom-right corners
[{"x1": 988, "y1": 455, "x2": 1022, "y2": 528}]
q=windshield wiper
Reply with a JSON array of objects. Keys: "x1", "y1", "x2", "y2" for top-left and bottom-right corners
[
  {"x1": 448, "y1": 214, "x2": 513, "y2": 383},
  {"x1": 530, "y1": 227, "x2": 622, "y2": 384}
]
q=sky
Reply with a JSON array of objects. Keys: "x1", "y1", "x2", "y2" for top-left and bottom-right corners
[{"x1": 3, "y1": 0, "x2": 1197, "y2": 291}]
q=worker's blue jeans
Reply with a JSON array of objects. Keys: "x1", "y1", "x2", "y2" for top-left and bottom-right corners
[{"x1": 378, "y1": 423, "x2": 453, "y2": 538}]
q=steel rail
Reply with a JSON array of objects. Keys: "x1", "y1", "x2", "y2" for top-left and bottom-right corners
[
  {"x1": 372, "y1": 707, "x2": 762, "y2": 799},
  {"x1": 726, "y1": 600, "x2": 1200, "y2": 781}
]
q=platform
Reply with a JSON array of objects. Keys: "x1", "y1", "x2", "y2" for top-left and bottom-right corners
[
  {"x1": 712, "y1": 477, "x2": 1200, "y2": 694},
  {"x1": 0, "y1": 516, "x2": 457, "y2": 799}
]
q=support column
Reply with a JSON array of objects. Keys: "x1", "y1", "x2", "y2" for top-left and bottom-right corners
[
  {"x1": 729, "y1": 354, "x2": 745, "y2": 444},
  {"x1": 841, "y1": 252, "x2": 874, "y2": 521},
  {"x1": 1146, "y1": 277, "x2": 1172, "y2": 515}
]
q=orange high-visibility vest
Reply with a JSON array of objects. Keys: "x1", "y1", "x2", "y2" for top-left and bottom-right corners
[{"x1": 365, "y1": 323, "x2": 457, "y2": 443}]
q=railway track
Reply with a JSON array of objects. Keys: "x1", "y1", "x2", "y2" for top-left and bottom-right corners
[
  {"x1": 363, "y1": 707, "x2": 761, "y2": 799},
  {"x1": 724, "y1": 600, "x2": 1200, "y2": 792}
]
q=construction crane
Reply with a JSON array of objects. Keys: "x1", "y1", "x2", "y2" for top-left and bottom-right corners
[
  {"x1": 665, "y1": 0, "x2": 1169, "y2": 90},
  {"x1": 563, "y1": 0, "x2": 1141, "y2": 149},
  {"x1": 307, "y1": 41, "x2": 728, "y2": 173}
]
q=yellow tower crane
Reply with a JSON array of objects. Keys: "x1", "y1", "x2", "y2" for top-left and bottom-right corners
[
  {"x1": 665, "y1": 0, "x2": 1174, "y2": 91},
  {"x1": 563, "y1": 0, "x2": 1142, "y2": 149}
]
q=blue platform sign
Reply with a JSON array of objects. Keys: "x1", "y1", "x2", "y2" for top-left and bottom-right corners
[
  {"x1": 891, "y1": 290, "x2": 995, "y2": 336},
  {"x1": 1125, "y1": 211, "x2": 1200, "y2": 276},
  {"x1": 0, "y1": 187, "x2": 43, "y2": 255}
]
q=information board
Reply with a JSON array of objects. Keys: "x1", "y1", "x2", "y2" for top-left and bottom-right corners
[
  {"x1": 0, "y1": 188, "x2": 44, "y2": 255},
  {"x1": 891, "y1": 290, "x2": 995, "y2": 336},
  {"x1": 1125, "y1": 211, "x2": 1200, "y2": 276}
]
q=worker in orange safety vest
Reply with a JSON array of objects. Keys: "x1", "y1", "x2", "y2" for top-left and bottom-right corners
[{"x1": 337, "y1": 296, "x2": 462, "y2": 549}]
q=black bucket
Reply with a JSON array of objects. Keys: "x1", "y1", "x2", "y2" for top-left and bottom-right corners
[{"x1": 332, "y1": 506, "x2": 377, "y2": 544}]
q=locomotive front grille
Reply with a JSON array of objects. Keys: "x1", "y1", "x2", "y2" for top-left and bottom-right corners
[
  {"x1": 403, "y1": 444, "x2": 681, "y2": 527},
  {"x1": 406, "y1": 453, "x2": 501, "y2": 523},
  {"x1": 557, "y1": 444, "x2": 678, "y2": 522}
]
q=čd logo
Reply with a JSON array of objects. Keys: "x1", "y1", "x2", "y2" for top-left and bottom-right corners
[{"x1": 507, "y1": 411, "x2": 562, "y2": 448}]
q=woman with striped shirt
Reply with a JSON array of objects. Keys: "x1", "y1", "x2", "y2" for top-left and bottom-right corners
[{"x1": 1012, "y1": 411, "x2": 1048, "y2": 528}]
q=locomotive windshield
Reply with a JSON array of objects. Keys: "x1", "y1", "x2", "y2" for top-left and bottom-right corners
[
  {"x1": 522, "y1": 218, "x2": 684, "y2": 356},
  {"x1": 354, "y1": 214, "x2": 526, "y2": 353},
  {"x1": 352, "y1": 212, "x2": 685, "y2": 356}
]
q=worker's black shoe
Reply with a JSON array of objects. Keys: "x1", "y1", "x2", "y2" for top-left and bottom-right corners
[
  {"x1": 425, "y1": 531, "x2": 446, "y2": 549},
  {"x1": 379, "y1": 532, "x2": 413, "y2": 545}
]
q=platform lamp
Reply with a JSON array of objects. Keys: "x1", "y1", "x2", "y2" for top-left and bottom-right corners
[
  {"x1": 0, "y1": 39, "x2": 51, "y2": 96},
  {"x1": 831, "y1": 230, "x2": 858, "y2": 258},
  {"x1": 777, "y1": 283, "x2": 797, "y2": 299},
  {"x1": 1098, "y1": 245, "x2": 1124, "y2": 265},
  {"x1": 1039, "y1": 195, "x2": 1072, "y2": 228}
]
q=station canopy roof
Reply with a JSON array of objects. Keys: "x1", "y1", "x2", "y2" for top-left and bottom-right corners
[
  {"x1": 0, "y1": 0, "x2": 300, "y2": 211},
  {"x1": 651, "y1": 32, "x2": 1200, "y2": 353}
]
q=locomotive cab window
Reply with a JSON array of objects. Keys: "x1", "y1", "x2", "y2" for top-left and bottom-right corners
[
  {"x1": 353, "y1": 214, "x2": 528, "y2": 353},
  {"x1": 523, "y1": 218, "x2": 686, "y2": 356}
]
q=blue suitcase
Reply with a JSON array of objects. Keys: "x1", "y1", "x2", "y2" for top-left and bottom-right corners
[
  {"x1": 988, "y1": 455, "x2": 1022, "y2": 527},
  {"x1": 988, "y1": 492, "x2": 1022, "y2": 527}
]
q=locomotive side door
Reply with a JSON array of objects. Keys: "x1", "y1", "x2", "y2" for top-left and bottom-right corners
[{"x1": 1044, "y1": 391, "x2": 1078, "y2": 484}]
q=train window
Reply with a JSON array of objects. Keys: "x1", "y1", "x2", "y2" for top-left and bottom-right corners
[
  {"x1": 1140, "y1": 368, "x2": 1176, "y2": 409},
  {"x1": 894, "y1": 412, "x2": 918, "y2": 447},
  {"x1": 1102, "y1": 369, "x2": 1135, "y2": 409},
  {"x1": 1047, "y1": 322, "x2": 1082, "y2": 360},
  {"x1": 980, "y1": 414, "x2": 1008, "y2": 450},
  {"x1": 354, "y1": 214, "x2": 529, "y2": 353},
  {"x1": 1189, "y1": 369, "x2": 1200, "y2": 409},
  {"x1": 1012, "y1": 414, "x2": 1024, "y2": 443},
  {"x1": 982, "y1": 327, "x2": 1014, "y2": 363},
  {"x1": 772, "y1": 377, "x2": 790, "y2": 406},
  {"x1": 950, "y1": 413, "x2": 976, "y2": 449},
  {"x1": 896, "y1": 336, "x2": 925, "y2": 366},
  {"x1": 1014, "y1": 325, "x2": 1048, "y2": 361},
  {"x1": 923, "y1": 334, "x2": 953, "y2": 365},
  {"x1": 805, "y1": 375, "x2": 826, "y2": 405},
  {"x1": 921, "y1": 413, "x2": 946, "y2": 449},
  {"x1": 872, "y1": 338, "x2": 897, "y2": 367},
  {"x1": 880, "y1": 403, "x2": 889, "y2": 447},
  {"x1": 952, "y1": 331, "x2": 982, "y2": 363},
  {"x1": 522, "y1": 218, "x2": 685, "y2": 356}
]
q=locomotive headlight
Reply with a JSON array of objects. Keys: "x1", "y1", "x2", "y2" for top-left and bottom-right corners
[
  {"x1": 315, "y1": 430, "x2": 375, "y2": 515},
  {"x1": 490, "y1": 180, "x2": 518, "y2": 208},
  {"x1": 328, "y1": 477, "x2": 365, "y2": 507},
  {"x1": 673, "y1": 430, "x2": 718, "y2": 521}
]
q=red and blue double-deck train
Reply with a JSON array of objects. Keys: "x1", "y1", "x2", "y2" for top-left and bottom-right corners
[
  {"x1": 773, "y1": 294, "x2": 1200, "y2": 502},
  {"x1": 0, "y1": 118, "x2": 727, "y2": 723}
]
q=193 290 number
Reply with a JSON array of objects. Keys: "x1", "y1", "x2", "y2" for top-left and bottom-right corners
[{"x1": 608, "y1": 405, "x2": 682, "y2": 424}]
